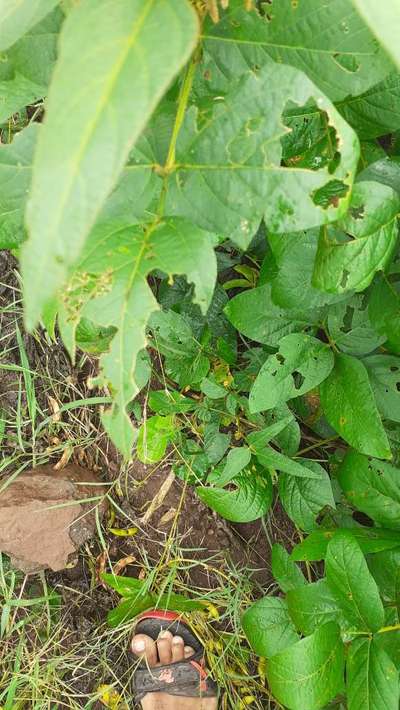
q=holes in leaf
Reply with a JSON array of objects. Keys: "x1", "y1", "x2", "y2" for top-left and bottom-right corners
[
  {"x1": 312, "y1": 179, "x2": 349, "y2": 209},
  {"x1": 396, "y1": 382, "x2": 400, "y2": 392},
  {"x1": 332, "y1": 53, "x2": 360, "y2": 73},
  {"x1": 276, "y1": 352, "x2": 285, "y2": 364},
  {"x1": 390, "y1": 365, "x2": 399, "y2": 373},
  {"x1": 281, "y1": 103, "x2": 340, "y2": 172},
  {"x1": 352, "y1": 510, "x2": 373, "y2": 527},
  {"x1": 340, "y1": 269, "x2": 350, "y2": 289},
  {"x1": 350, "y1": 204, "x2": 365, "y2": 220},
  {"x1": 293, "y1": 370, "x2": 305, "y2": 390}
]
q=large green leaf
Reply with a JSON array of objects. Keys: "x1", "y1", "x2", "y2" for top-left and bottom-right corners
[
  {"x1": 0, "y1": 124, "x2": 38, "y2": 249},
  {"x1": 338, "y1": 73, "x2": 400, "y2": 139},
  {"x1": 313, "y1": 181, "x2": 400, "y2": 293},
  {"x1": 266, "y1": 622, "x2": 344, "y2": 710},
  {"x1": 347, "y1": 637, "x2": 399, "y2": 710},
  {"x1": 242, "y1": 597, "x2": 299, "y2": 658},
  {"x1": 268, "y1": 230, "x2": 341, "y2": 311},
  {"x1": 291, "y1": 526, "x2": 400, "y2": 562},
  {"x1": 67, "y1": 218, "x2": 216, "y2": 457},
  {"x1": 325, "y1": 531, "x2": 384, "y2": 631},
  {"x1": 208, "y1": 446, "x2": 251, "y2": 486},
  {"x1": 166, "y1": 62, "x2": 358, "y2": 248},
  {"x1": 204, "y1": 0, "x2": 393, "y2": 101},
  {"x1": 224, "y1": 285, "x2": 317, "y2": 347},
  {"x1": 271, "y1": 543, "x2": 306, "y2": 593},
  {"x1": 196, "y1": 470, "x2": 272, "y2": 523},
  {"x1": 287, "y1": 579, "x2": 343, "y2": 635},
  {"x1": 320, "y1": 353, "x2": 391, "y2": 459},
  {"x1": 358, "y1": 156, "x2": 400, "y2": 193},
  {"x1": 369, "y1": 275, "x2": 400, "y2": 354},
  {"x1": 364, "y1": 354, "x2": 400, "y2": 423},
  {"x1": 0, "y1": 0, "x2": 59, "y2": 51},
  {"x1": 249, "y1": 334, "x2": 334, "y2": 413},
  {"x1": 279, "y1": 460, "x2": 335, "y2": 532},
  {"x1": 338, "y1": 451, "x2": 400, "y2": 530},
  {"x1": 351, "y1": 0, "x2": 400, "y2": 70},
  {"x1": 22, "y1": 0, "x2": 199, "y2": 328},
  {"x1": 0, "y1": 8, "x2": 62, "y2": 124}
]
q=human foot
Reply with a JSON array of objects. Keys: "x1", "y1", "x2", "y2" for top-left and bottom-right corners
[{"x1": 131, "y1": 613, "x2": 218, "y2": 710}]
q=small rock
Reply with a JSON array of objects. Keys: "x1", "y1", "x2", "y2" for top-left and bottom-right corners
[{"x1": 0, "y1": 464, "x2": 107, "y2": 573}]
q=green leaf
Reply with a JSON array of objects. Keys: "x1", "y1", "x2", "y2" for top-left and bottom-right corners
[
  {"x1": 75, "y1": 317, "x2": 116, "y2": 355},
  {"x1": 242, "y1": 597, "x2": 299, "y2": 658},
  {"x1": 347, "y1": 637, "x2": 399, "y2": 710},
  {"x1": 22, "y1": 0, "x2": 199, "y2": 328},
  {"x1": 325, "y1": 530, "x2": 384, "y2": 631},
  {"x1": 268, "y1": 230, "x2": 341, "y2": 311},
  {"x1": 291, "y1": 527, "x2": 400, "y2": 562},
  {"x1": 0, "y1": 0, "x2": 59, "y2": 51},
  {"x1": 249, "y1": 334, "x2": 334, "y2": 413},
  {"x1": 313, "y1": 181, "x2": 400, "y2": 293},
  {"x1": 254, "y1": 445, "x2": 330, "y2": 480},
  {"x1": 196, "y1": 470, "x2": 273, "y2": 523},
  {"x1": 351, "y1": 0, "x2": 400, "y2": 70},
  {"x1": 0, "y1": 8, "x2": 62, "y2": 124},
  {"x1": 166, "y1": 63, "x2": 358, "y2": 248},
  {"x1": 246, "y1": 415, "x2": 296, "y2": 451},
  {"x1": 287, "y1": 579, "x2": 343, "y2": 635},
  {"x1": 266, "y1": 622, "x2": 344, "y2": 710},
  {"x1": 136, "y1": 414, "x2": 176, "y2": 464},
  {"x1": 338, "y1": 73, "x2": 400, "y2": 139},
  {"x1": 69, "y1": 218, "x2": 216, "y2": 457},
  {"x1": 148, "y1": 390, "x2": 197, "y2": 416},
  {"x1": 369, "y1": 275, "x2": 400, "y2": 354},
  {"x1": 208, "y1": 446, "x2": 251, "y2": 486},
  {"x1": 225, "y1": 285, "x2": 318, "y2": 347},
  {"x1": 106, "y1": 584, "x2": 204, "y2": 627},
  {"x1": 271, "y1": 543, "x2": 306, "y2": 593},
  {"x1": 200, "y1": 376, "x2": 227, "y2": 399},
  {"x1": 328, "y1": 294, "x2": 384, "y2": 357},
  {"x1": 279, "y1": 460, "x2": 335, "y2": 532},
  {"x1": 364, "y1": 354, "x2": 400, "y2": 423},
  {"x1": 358, "y1": 157, "x2": 400, "y2": 194},
  {"x1": 320, "y1": 353, "x2": 391, "y2": 459},
  {"x1": 368, "y1": 549, "x2": 400, "y2": 611},
  {"x1": 204, "y1": 0, "x2": 392, "y2": 101},
  {"x1": 0, "y1": 124, "x2": 38, "y2": 249},
  {"x1": 338, "y1": 450, "x2": 400, "y2": 530}
]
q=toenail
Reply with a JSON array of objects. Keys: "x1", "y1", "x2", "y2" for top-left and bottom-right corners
[
  {"x1": 133, "y1": 639, "x2": 145, "y2": 652},
  {"x1": 158, "y1": 630, "x2": 170, "y2": 639},
  {"x1": 172, "y1": 636, "x2": 184, "y2": 644}
]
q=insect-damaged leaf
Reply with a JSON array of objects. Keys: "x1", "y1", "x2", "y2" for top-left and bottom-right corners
[
  {"x1": 166, "y1": 63, "x2": 359, "y2": 248},
  {"x1": 22, "y1": 0, "x2": 199, "y2": 328},
  {"x1": 203, "y1": 0, "x2": 393, "y2": 101},
  {"x1": 338, "y1": 450, "x2": 400, "y2": 530},
  {"x1": 64, "y1": 218, "x2": 216, "y2": 458},
  {"x1": 249, "y1": 333, "x2": 334, "y2": 412},
  {"x1": 313, "y1": 181, "x2": 400, "y2": 293}
]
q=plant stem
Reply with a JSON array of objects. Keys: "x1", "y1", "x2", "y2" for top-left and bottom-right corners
[{"x1": 165, "y1": 45, "x2": 200, "y2": 172}]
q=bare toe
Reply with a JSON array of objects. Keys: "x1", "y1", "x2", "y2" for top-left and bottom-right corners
[
  {"x1": 157, "y1": 629, "x2": 173, "y2": 665},
  {"x1": 184, "y1": 645, "x2": 195, "y2": 659},
  {"x1": 131, "y1": 634, "x2": 157, "y2": 667},
  {"x1": 171, "y1": 635, "x2": 185, "y2": 662}
]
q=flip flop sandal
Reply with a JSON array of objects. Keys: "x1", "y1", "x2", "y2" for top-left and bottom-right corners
[{"x1": 132, "y1": 610, "x2": 219, "y2": 703}]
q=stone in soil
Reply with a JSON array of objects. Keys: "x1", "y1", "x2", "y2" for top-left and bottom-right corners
[{"x1": 0, "y1": 464, "x2": 106, "y2": 573}]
